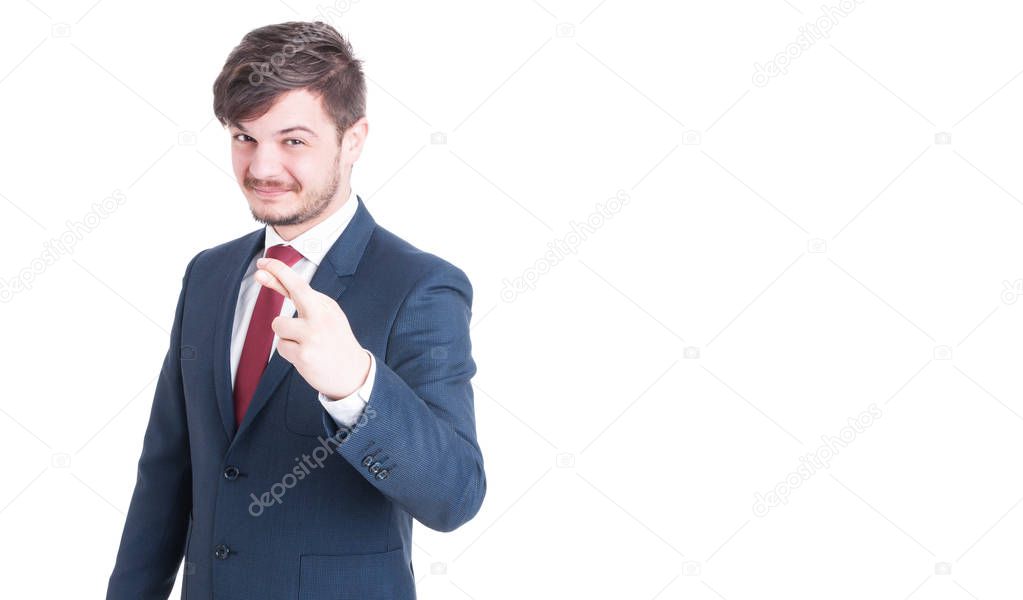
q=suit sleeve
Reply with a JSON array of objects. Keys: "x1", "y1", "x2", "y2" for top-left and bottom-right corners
[
  {"x1": 321, "y1": 262, "x2": 486, "y2": 532},
  {"x1": 106, "y1": 251, "x2": 202, "y2": 600}
]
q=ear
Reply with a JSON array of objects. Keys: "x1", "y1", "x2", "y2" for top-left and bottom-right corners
[{"x1": 342, "y1": 116, "x2": 369, "y2": 160}]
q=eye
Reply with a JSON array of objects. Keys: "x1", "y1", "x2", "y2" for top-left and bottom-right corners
[
  {"x1": 233, "y1": 134, "x2": 254, "y2": 143},
  {"x1": 284, "y1": 139, "x2": 305, "y2": 147}
]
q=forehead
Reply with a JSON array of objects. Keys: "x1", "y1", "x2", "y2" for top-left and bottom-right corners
[{"x1": 237, "y1": 88, "x2": 331, "y2": 132}]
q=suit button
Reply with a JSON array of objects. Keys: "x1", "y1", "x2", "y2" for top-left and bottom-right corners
[
  {"x1": 214, "y1": 544, "x2": 231, "y2": 560},
  {"x1": 223, "y1": 466, "x2": 239, "y2": 480},
  {"x1": 370, "y1": 462, "x2": 382, "y2": 474},
  {"x1": 362, "y1": 455, "x2": 375, "y2": 467},
  {"x1": 375, "y1": 468, "x2": 389, "y2": 480}
]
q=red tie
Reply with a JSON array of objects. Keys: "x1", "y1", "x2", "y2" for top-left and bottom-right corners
[{"x1": 234, "y1": 243, "x2": 304, "y2": 426}]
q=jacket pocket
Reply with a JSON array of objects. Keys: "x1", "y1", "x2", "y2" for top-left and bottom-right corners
[{"x1": 298, "y1": 547, "x2": 413, "y2": 600}]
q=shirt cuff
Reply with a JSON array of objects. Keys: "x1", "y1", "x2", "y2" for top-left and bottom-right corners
[{"x1": 316, "y1": 349, "x2": 375, "y2": 429}]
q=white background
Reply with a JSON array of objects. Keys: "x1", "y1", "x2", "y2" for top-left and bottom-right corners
[{"x1": 2, "y1": 1, "x2": 1023, "y2": 598}]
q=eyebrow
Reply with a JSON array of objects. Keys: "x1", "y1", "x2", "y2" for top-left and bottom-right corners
[{"x1": 234, "y1": 124, "x2": 319, "y2": 138}]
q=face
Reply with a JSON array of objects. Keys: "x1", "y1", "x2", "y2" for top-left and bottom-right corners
[{"x1": 229, "y1": 88, "x2": 368, "y2": 240}]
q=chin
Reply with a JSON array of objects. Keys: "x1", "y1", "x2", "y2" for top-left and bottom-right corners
[{"x1": 251, "y1": 204, "x2": 299, "y2": 226}]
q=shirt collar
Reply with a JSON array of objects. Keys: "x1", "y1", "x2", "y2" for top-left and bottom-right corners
[{"x1": 262, "y1": 188, "x2": 357, "y2": 267}]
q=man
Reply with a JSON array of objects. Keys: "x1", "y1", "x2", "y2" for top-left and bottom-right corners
[{"x1": 106, "y1": 21, "x2": 486, "y2": 599}]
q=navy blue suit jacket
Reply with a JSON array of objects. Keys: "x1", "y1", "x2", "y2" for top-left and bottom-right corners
[{"x1": 106, "y1": 196, "x2": 486, "y2": 599}]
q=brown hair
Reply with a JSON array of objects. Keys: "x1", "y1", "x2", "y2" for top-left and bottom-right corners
[{"x1": 212, "y1": 21, "x2": 366, "y2": 146}]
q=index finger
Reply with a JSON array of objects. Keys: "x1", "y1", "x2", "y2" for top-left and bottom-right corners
[{"x1": 256, "y1": 257, "x2": 313, "y2": 313}]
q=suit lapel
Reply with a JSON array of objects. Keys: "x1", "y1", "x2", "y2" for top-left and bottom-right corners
[
  {"x1": 212, "y1": 229, "x2": 264, "y2": 443},
  {"x1": 215, "y1": 195, "x2": 378, "y2": 445}
]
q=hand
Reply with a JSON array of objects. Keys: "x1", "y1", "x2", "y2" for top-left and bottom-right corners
[{"x1": 254, "y1": 256, "x2": 371, "y2": 400}]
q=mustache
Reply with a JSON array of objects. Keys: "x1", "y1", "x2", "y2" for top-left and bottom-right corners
[{"x1": 246, "y1": 178, "x2": 298, "y2": 192}]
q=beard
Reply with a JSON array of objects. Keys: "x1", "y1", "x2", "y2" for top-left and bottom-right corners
[{"x1": 247, "y1": 157, "x2": 342, "y2": 227}]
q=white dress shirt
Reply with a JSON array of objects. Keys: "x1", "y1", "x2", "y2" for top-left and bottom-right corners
[{"x1": 229, "y1": 188, "x2": 376, "y2": 428}]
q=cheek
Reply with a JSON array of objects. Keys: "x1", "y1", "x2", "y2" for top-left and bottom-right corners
[
  {"x1": 230, "y1": 153, "x2": 248, "y2": 179},
  {"x1": 283, "y1": 164, "x2": 310, "y2": 188},
  {"x1": 294, "y1": 157, "x2": 331, "y2": 182}
]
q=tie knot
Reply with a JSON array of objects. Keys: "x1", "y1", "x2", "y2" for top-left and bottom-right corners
[{"x1": 265, "y1": 243, "x2": 304, "y2": 266}]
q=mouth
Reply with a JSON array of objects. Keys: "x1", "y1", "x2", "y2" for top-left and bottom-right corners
[{"x1": 252, "y1": 186, "x2": 292, "y2": 199}]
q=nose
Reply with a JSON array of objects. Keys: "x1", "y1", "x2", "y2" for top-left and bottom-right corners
[{"x1": 247, "y1": 143, "x2": 286, "y2": 182}]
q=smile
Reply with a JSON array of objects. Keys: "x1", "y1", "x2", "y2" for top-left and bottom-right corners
[{"x1": 252, "y1": 187, "x2": 292, "y2": 198}]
